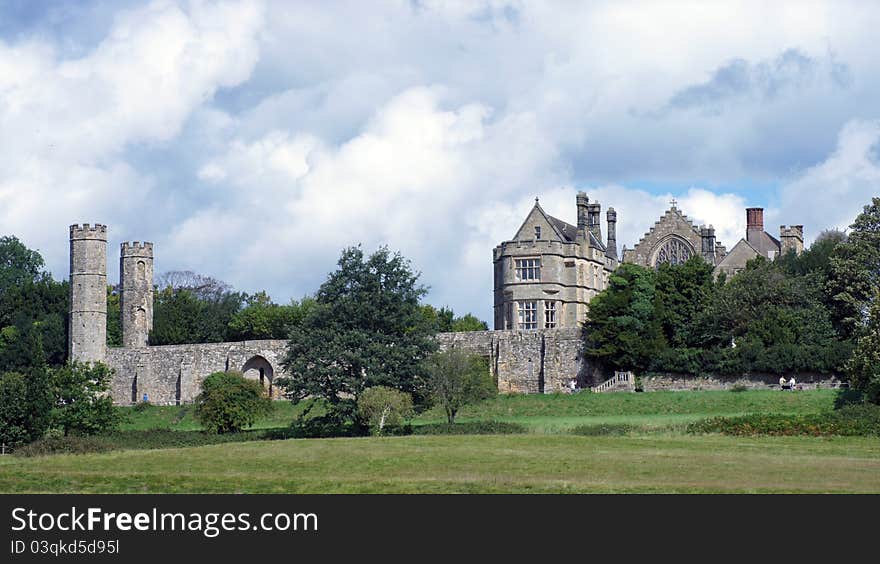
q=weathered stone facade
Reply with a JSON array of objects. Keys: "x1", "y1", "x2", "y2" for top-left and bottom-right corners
[
  {"x1": 106, "y1": 329, "x2": 594, "y2": 405},
  {"x1": 68, "y1": 224, "x2": 597, "y2": 405},
  {"x1": 69, "y1": 224, "x2": 108, "y2": 364},
  {"x1": 120, "y1": 241, "x2": 154, "y2": 348},
  {"x1": 622, "y1": 204, "x2": 727, "y2": 269},
  {"x1": 107, "y1": 340, "x2": 289, "y2": 405},
  {"x1": 714, "y1": 208, "x2": 805, "y2": 278},
  {"x1": 493, "y1": 193, "x2": 619, "y2": 330}
]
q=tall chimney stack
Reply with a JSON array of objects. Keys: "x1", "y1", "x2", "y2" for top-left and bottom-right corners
[
  {"x1": 746, "y1": 207, "x2": 764, "y2": 246},
  {"x1": 606, "y1": 208, "x2": 618, "y2": 260},
  {"x1": 576, "y1": 192, "x2": 589, "y2": 244}
]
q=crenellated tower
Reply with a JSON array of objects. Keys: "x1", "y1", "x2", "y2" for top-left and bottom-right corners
[
  {"x1": 120, "y1": 241, "x2": 154, "y2": 348},
  {"x1": 69, "y1": 224, "x2": 108, "y2": 363}
]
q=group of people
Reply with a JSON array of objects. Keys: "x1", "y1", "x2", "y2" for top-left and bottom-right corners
[{"x1": 779, "y1": 376, "x2": 802, "y2": 391}]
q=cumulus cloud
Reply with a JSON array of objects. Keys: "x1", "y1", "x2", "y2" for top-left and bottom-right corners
[
  {"x1": 0, "y1": 0, "x2": 264, "y2": 271},
  {"x1": 3, "y1": 0, "x2": 880, "y2": 323},
  {"x1": 780, "y1": 119, "x2": 880, "y2": 242},
  {"x1": 665, "y1": 48, "x2": 851, "y2": 114}
]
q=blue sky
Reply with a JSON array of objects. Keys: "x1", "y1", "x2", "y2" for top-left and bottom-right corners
[{"x1": 1, "y1": 1, "x2": 879, "y2": 323}]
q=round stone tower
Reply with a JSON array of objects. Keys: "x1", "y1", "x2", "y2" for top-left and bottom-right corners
[
  {"x1": 120, "y1": 241, "x2": 154, "y2": 348},
  {"x1": 69, "y1": 224, "x2": 108, "y2": 363}
]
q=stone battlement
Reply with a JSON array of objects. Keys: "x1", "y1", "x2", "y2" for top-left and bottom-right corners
[
  {"x1": 69, "y1": 224, "x2": 107, "y2": 239},
  {"x1": 121, "y1": 241, "x2": 154, "y2": 256}
]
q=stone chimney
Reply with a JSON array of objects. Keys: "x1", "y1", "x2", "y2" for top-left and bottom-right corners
[
  {"x1": 587, "y1": 201, "x2": 602, "y2": 247},
  {"x1": 606, "y1": 208, "x2": 618, "y2": 260},
  {"x1": 746, "y1": 207, "x2": 764, "y2": 246},
  {"x1": 576, "y1": 192, "x2": 589, "y2": 244}
]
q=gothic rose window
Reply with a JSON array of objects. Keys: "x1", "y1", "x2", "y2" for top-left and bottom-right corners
[{"x1": 655, "y1": 238, "x2": 693, "y2": 267}]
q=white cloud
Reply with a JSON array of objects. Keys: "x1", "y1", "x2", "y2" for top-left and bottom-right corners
[
  {"x1": 0, "y1": 0, "x2": 264, "y2": 273},
  {"x1": 780, "y1": 119, "x2": 880, "y2": 241},
  {"x1": 4, "y1": 0, "x2": 880, "y2": 323}
]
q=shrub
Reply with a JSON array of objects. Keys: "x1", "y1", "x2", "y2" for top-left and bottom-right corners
[
  {"x1": 0, "y1": 370, "x2": 52, "y2": 447},
  {"x1": 357, "y1": 386, "x2": 414, "y2": 436},
  {"x1": 730, "y1": 384, "x2": 748, "y2": 393},
  {"x1": 0, "y1": 372, "x2": 32, "y2": 447},
  {"x1": 424, "y1": 349, "x2": 495, "y2": 424},
  {"x1": 195, "y1": 371, "x2": 273, "y2": 434},
  {"x1": 570, "y1": 423, "x2": 636, "y2": 436},
  {"x1": 50, "y1": 361, "x2": 118, "y2": 436},
  {"x1": 14, "y1": 436, "x2": 116, "y2": 457},
  {"x1": 412, "y1": 421, "x2": 527, "y2": 435},
  {"x1": 687, "y1": 404, "x2": 880, "y2": 437},
  {"x1": 286, "y1": 413, "x2": 367, "y2": 439}
]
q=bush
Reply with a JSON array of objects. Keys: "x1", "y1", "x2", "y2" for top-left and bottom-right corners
[
  {"x1": 687, "y1": 404, "x2": 880, "y2": 437},
  {"x1": 195, "y1": 371, "x2": 273, "y2": 434},
  {"x1": 570, "y1": 423, "x2": 636, "y2": 436},
  {"x1": 286, "y1": 414, "x2": 367, "y2": 439},
  {"x1": 424, "y1": 349, "x2": 495, "y2": 424},
  {"x1": 0, "y1": 372, "x2": 32, "y2": 447},
  {"x1": 730, "y1": 384, "x2": 748, "y2": 393},
  {"x1": 357, "y1": 386, "x2": 414, "y2": 436},
  {"x1": 50, "y1": 362, "x2": 118, "y2": 436},
  {"x1": 14, "y1": 435, "x2": 116, "y2": 457},
  {"x1": 0, "y1": 370, "x2": 52, "y2": 447},
  {"x1": 412, "y1": 421, "x2": 527, "y2": 435}
]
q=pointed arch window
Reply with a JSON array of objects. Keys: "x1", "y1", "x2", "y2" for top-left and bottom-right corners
[{"x1": 655, "y1": 238, "x2": 693, "y2": 267}]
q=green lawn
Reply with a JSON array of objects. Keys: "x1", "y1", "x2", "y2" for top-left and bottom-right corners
[
  {"x1": 1, "y1": 434, "x2": 878, "y2": 493},
  {"x1": 5, "y1": 389, "x2": 868, "y2": 494},
  {"x1": 118, "y1": 389, "x2": 838, "y2": 433}
]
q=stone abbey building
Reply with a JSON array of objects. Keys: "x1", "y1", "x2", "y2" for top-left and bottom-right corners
[
  {"x1": 67, "y1": 195, "x2": 805, "y2": 402},
  {"x1": 493, "y1": 193, "x2": 619, "y2": 330},
  {"x1": 494, "y1": 194, "x2": 806, "y2": 332}
]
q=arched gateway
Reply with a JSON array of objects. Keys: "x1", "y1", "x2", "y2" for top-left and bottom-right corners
[{"x1": 242, "y1": 355, "x2": 279, "y2": 399}]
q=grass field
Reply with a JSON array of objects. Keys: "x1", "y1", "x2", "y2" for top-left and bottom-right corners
[
  {"x1": 3, "y1": 389, "x2": 876, "y2": 494},
  {"x1": 118, "y1": 389, "x2": 839, "y2": 433},
  {"x1": 1, "y1": 434, "x2": 878, "y2": 493}
]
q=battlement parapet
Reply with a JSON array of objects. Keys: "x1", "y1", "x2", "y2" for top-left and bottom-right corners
[
  {"x1": 121, "y1": 241, "x2": 154, "y2": 257},
  {"x1": 69, "y1": 224, "x2": 107, "y2": 240}
]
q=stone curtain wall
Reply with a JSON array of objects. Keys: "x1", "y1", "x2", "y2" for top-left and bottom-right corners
[
  {"x1": 105, "y1": 330, "x2": 844, "y2": 405},
  {"x1": 107, "y1": 329, "x2": 593, "y2": 405},
  {"x1": 436, "y1": 328, "x2": 591, "y2": 394},
  {"x1": 641, "y1": 373, "x2": 845, "y2": 392},
  {"x1": 107, "y1": 340, "x2": 288, "y2": 405}
]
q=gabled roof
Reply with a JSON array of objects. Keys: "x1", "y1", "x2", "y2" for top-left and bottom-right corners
[
  {"x1": 511, "y1": 200, "x2": 572, "y2": 242},
  {"x1": 547, "y1": 214, "x2": 577, "y2": 242},
  {"x1": 630, "y1": 206, "x2": 703, "y2": 249},
  {"x1": 715, "y1": 238, "x2": 761, "y2": 271},
  {"x1": 747, "y1": 229, "x2": 782, "y2": 258}
]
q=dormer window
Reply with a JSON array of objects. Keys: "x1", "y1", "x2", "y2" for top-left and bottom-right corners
[{"x1": 534, "y1": 226, "x2": 541, "y2": 239}]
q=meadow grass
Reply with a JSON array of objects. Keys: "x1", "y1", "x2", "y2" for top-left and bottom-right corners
[
  {"x1": 1, "y1": 433, "x2": 878, "y2": 493},
  {"x1": 118, "y1": 389, "x2": 838, "y2": 433}
]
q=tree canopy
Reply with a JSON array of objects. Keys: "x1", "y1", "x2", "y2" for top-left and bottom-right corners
[{"x1": 279, "y1": 246, "x2": 438, "y2": 422}]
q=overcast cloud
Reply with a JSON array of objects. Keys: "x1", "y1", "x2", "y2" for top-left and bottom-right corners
[{"x1": 1, "y1": 0, "x2": 879, "y2": 322}]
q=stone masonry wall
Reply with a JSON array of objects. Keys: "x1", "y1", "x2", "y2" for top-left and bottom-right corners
[
  {"x1": 641, "y1": 372, "x2": 845, "y2": 392},
  {"x1": 108, "y1": 329, "x2": 595, "y2": 405},
  {"x1": 105, "y1": 330, "x2": 843, "y2": 405}
]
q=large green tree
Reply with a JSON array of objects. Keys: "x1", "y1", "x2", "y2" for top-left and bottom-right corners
[
  {"x1": 0, "y1": 235, "x2": 47, "y2": 291},
  {"x1": 827, "y1": 198, "x2": 880, "y2": 338},
  {"x1": 0, "y1": 236, "x2": 68, "y2": 370},
  {"x1": 279, "y1": 246, "x2": 437, "y2": 422},
  {"x1": 227, "y1": 292, "x2": 314, "y2": 341},
  {"x1": 846, "y1": 293, "x2": 880, "y2": 403},
  {"x1": 584, "y1": 263, "x2": 665, "y2": 374}
]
